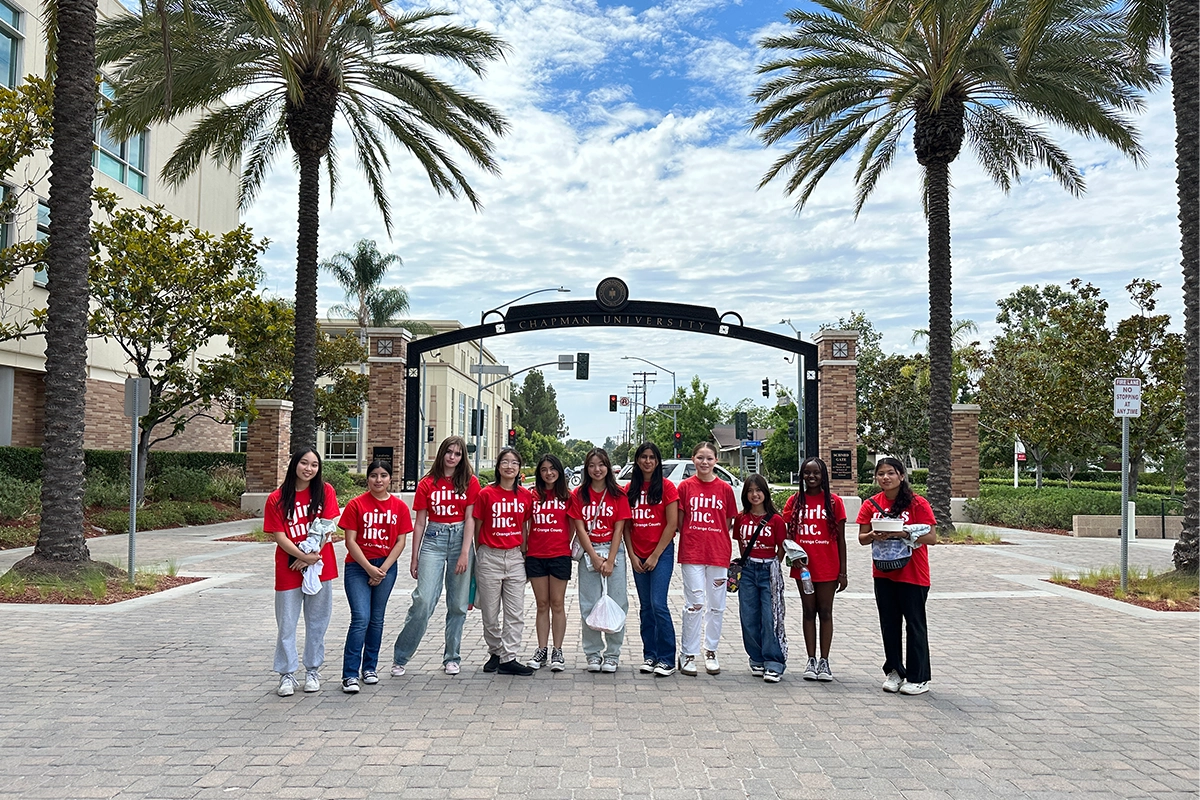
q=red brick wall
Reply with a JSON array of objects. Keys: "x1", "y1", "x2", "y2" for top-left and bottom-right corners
[
  {"x1": 81, "y1": 379, "x2": 233, "y2": 452},
  {"x1": 11, "y1": 369, "x2": 45, "y2": 447},
  {"x1": 814, "y1": 332, "x2": 859, "y2": 496},
  {"x1": 367, "y1": 333, "x2": 407, "y2": 488},
  {"x1": 246, "y1": 401, "x2": 291, "y2": 492},
  {"x1": 951, "y1": 404, "x2": 981, "y2": 498}
]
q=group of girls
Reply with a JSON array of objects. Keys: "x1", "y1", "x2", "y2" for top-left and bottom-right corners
[{"x1": 264, "y1": 436, "x2": 936, "y2": 696}]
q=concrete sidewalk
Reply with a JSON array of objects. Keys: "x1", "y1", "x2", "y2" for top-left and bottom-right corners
[{"x1": 0, "y1": 521, "x2": 1195, "y2": 799}]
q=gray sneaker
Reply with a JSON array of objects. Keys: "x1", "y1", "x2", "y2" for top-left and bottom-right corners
[
  {"x1": 303, "y1": 670, "x2": 321, "y2": 693},
  {"x1": 586, "y1": 655, "x2": 603, "y2": 673},
  {"x1": 601, "y1": 656, "x2": 619, "y2": 673},
  {"x1": 816, "y1": 658, "x2": 834, "y2": 682},
  {"x1": 803, "y1": 657, "x2": 819, "y2": 681},
  {"x1": 276, "y1": 673, "x2": 298, "y2": 697}
]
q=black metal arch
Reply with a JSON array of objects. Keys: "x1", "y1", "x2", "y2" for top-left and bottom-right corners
[{"x1": 402, "y1": 294, "x2": 819, "y2": 490}]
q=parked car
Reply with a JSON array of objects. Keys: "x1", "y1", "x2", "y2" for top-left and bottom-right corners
[{"x1": 616, "y1": 459, "x2": 742, "y2": 491}]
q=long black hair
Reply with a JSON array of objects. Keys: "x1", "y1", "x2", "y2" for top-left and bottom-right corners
[
  {"x1": 580, "y1": 447, "x2": 620, "y2": 504},
  {"x1": 627, "y1": 441, "x2": 664, "y2": 510},
  {"x1": 278, "y1": 448, "x2": 326, "y2": 522},
  {"x1": 740, "y1": 474, "x2": 777, "y2": 518},
  {"x1": 535, "y1": 453, "x2": 571, "y2": 504},
  {"x1": 794, "y1": 456, "x2": 835, "y2": 538},
  {"x1": 875, "y1": 456, "x2": 914, "y2": 517},
  {"x1": 493, "y1": 447, "x2": 523, "y2": 495}
]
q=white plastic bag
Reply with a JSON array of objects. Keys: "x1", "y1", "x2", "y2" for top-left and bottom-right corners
[{"x1": 585, "y1": 577, "x2": 626, "y2": 633}]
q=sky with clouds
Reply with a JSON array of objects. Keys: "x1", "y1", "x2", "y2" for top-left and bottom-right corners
[{"x1": 241, "y1": 0, "x2": 1185, "y2": 447}]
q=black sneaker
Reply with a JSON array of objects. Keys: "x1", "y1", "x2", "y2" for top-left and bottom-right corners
[
  {"x1": 497, "y1": 659, "x2": 535, "y2": 676},
  {"x1": 341, "y1": 677, "x2": 360, "y2": 694},
  {"x1": 483, "y1": 654, "x2": 501, "y2": 673}
]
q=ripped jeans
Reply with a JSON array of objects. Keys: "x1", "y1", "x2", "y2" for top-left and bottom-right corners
[{"x1": 679, "y1": 563, "x2": 727, "y2": 657}]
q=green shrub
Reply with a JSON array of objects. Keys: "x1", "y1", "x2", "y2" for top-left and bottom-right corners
[
  {"x1": 981, "y1": 476, "x2": 1179, "y2": 497},
  {"x1": 0, "y1": 447, "x2": 42, "y2": 481},
  {"x1": 208, "y1": 463, "x2": 246, "y2": 504},
  {"x1": 322, "y1": 462, "x2": 358, "y2": 500},
  {"x1": 964, "y1": 486, "x2": 1169, "y2": 530},
  {"x1": 148, "y1": 451, "x2": 246, "y2": 477},
  {"x1": 171, "y1": 501, "x2": 222, "y2": 525},
  {"x1": 84, "y1": 450, "x2": 130, "y2": 481},
  {"x1": 0, "y1": 525, "x2": 37, "y2": 548},
  {"x1": 152, "y1": 467, "x2": 212, "y2": 502},
  {"x1": 92, "y1": 503, "x2": 189, "y2": 533},
  {"x1": 0, "y1": 476, "x2": 40, "y2": 520},
  {"x1": 84, "y1": 469, "x2": 130, "y2": 509}
]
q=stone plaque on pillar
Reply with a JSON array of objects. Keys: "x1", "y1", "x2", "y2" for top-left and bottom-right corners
[
  {"x1": 812, "y1": 329, "x2": 859, "y2": 497},
  {"x1": 830, "y1": 449, "x2": 853, "y2": 480}
]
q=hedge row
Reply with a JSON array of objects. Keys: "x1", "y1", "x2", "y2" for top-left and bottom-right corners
[
  {"x1": 980, "y1": 476, "x2": 1181, "y2": 497},
  {"x1": 964, "y1": 486, "x2": 1171, "y2": 530},
  {"x1": 0, "y1": 447, "x2": 246, "y2": 482}
]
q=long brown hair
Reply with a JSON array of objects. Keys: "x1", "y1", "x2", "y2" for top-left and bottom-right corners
[
  {"x1": 580, "y1": 448, "x2": 620, "y2": 504},
  {"x1": 426, "y1": 435, "x2": 473, "y2": 496}
]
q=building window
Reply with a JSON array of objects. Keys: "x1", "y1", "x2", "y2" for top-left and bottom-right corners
[
  {"x1": 458, "y1": 394, "x2": 466, "y2": 437},
  {"x1": 33, "y1": 200, "x2": 47, "y2": 285},
  {"x1": 0, "y1": 185, "x2": 9, "y2": 249},
  {"x1": 94, "y1": 82, "x2": 147, "y2": 194},
  {"x1": 232, "y1": 419, "x2": 248, "y2": 453},
  {"x1": 0, "y1": 0, "x2": 21, "y2": 90},
  {"x1": 324, "y1": 417, "x2": 359, "y2": 461}
]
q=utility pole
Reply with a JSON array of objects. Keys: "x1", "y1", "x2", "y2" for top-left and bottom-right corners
[{"x1": 631, "y1": 371, "x2": 656, "y2": 443}]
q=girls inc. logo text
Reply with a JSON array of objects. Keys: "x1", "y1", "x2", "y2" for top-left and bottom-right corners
[{"x1": 688, "y1": 493, "x2": 725, "y2": 525}]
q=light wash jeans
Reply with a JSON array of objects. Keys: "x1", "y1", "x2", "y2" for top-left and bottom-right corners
[
  {"x1": 392, "y1": 522, "x2": 473, "y2": 667},
  {"x1": 341, "y1": 558, "x2": 398, "y2": 680},
  {"x1": 274, "y1": 581, "x2": 334, "y2": 675},
  {"x1": 578, "y1": 544, "x2": 628, "y2": 660}
]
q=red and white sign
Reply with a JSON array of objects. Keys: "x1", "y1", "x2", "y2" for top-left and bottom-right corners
[
  {"x1": 1113, "y1": 378, "x2": 1142, "y2": 418},
  {"x1": 619, "y1": 396, "x2": 630, "y2": 407}
]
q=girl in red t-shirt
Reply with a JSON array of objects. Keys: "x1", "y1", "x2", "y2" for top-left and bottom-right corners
[
  {"x1": 337, "y1": 460, "x2": 413, "y2": 693},
  {"x1": 856, "y1": 457, "x2": 938, "y2": 696},
  {"x1": 675, "y1": 441, "x2": 738, "y2": 677},
  {"x1": 524, "y1": 453, "x2": 577, "y2": 672},
  {"x1": 783, "y1": 457, "x2": 847, "y2": 682},
  {"x1": 473, "y1": 448, "x2": 535, "y2": 675},
  {"x1": 264, "y1": 448, "x2": 341, "y2": 697},
  {"x1": 569, "y1": 447, "x2": 632, "y2": 673},
  {"x1": 391, "y1": 435, "x2": 480, "y2": 677},
  {"x1": 733, "y1": 474, "x2": 789, "y2": 682},
  {"x1": 624, "y1": 442, "x2": 679, "y2": 676}
]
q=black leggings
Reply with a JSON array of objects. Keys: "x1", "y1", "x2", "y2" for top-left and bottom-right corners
[{"x1": 873, "y1": 578, "x2": 930, "y2": 683}]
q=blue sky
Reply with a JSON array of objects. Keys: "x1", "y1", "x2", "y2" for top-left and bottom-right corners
[{"x1": 242, "y1": 0, "x2": 1184, "y2": 447}]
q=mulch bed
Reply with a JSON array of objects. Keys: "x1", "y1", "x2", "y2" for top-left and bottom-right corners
[
  {"x1": 938, "y1": 536, "x2": 1012, "y2": 545},
  {"x1": 1047, "y1": 578, "x2": 1199, "y2": 612},
  {"x1": 0, "y1": 575, "x2": 203, "y2": 605},
  {"x1": 216, "y1": 532, "x2": 345, "y2": 544}
]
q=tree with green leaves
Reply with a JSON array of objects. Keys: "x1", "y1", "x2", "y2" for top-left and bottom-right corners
[
  {"x1": 96, "y1": 0, "x2": 509, "y2": 455},
  {"x1": 645, "y1": 376, "x2": 725, "y2": 457},
  {"x1": 87, "y1": 195, "x2": 267, "y2": 501},
  {"x1": 511, "y1": 370, "x2": 566, "y2": 439},
  {"x1": 752, "y1": 0, "x2": 1161, "y2": 529},
  {"x1": 323, "y1": 239, "x2": 428, "y2": 332}
]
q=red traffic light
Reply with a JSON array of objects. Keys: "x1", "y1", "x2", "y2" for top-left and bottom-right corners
[
  {"x1": 609, "y1": 394, "x2": 618, "y2": 412},
  {"x1": 507, "y1": 428, "x2": 516, "y2": 446}
]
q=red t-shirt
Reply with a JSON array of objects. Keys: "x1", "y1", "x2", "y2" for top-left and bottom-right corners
[
  {"x1": 733, "y1": 512, "x2": 787, "y2": 560},
  {"x1": 784, "y1": 492, "x2": 847, "y2": 583},
  {"x1": 676, "y1": 476, "x2": 738, "y2": 567},
  {"x1": 569, "y1": 486, "x2": 633, "y2": 545},
  {"x1": 628, "y1": 479, "x2": 679, "y2": 559},
  {"x1": 338, "y1": 492, "x2": 414, "y2": 562},
  {"x1": 473, "y1": 484, "x2": 533, "y2": 550},
  {"x1": 413, "y1": 475, "x2": 481, "y2": 523},
  {"x1": 264, "y1": 483, "x2": 340, "y2": 591},
  {"x1": 856, "y1": 492, "x2": 936, "y2": 586},
  {"x1": 527, "y1": 490, "x2": 579, "y2": 559}
]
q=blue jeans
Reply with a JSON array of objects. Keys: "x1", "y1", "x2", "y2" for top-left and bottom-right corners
[
  {"x1": 392, "y1": 522, "x2": 473, "y2": 667},
  {"x1": 631, "y1": 542, "x2": 676, "y2": 664},
  {"x1": 739, "y1": 559, "x2": 786, "y2": 674},
  {"x1": 341, "y1": 558, "x2": 398, "y2": 680}
]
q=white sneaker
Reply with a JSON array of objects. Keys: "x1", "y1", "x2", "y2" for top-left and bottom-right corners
[
  {"x1": 586, "y1": 655, "x2": 603, "y2": 673},
  {"x1": 750, "y1": 664, "x2": 765, "y2": 678},
  {"x1": 816, "y1": 658, "x2": 834, "y2": 682},
  {"x1": 802, "y1": 656, "x2": 819, "y2": 681},
  {"x1": 899, "y1": 680, "x2": 929, "y2": 695},
  {"x1": 444, "y1": 661, "x2": 460, "y2": 676},
  {"x1": 882, "y1": 670, "x2": 903, "y2": 693},
  {"x1": 549, "y1": 649, "x2": 566, "y2": 672},
  {"x1": 601, "y1": 656, "x2": 619, "y2": 673},
  {"x1": 703, "y1": 649, "x2": 720, "y2": 675},
  {"x1": 679, "y1": 655, "x2": 698, "y2": 676},
  {"x1": 763, "y1": 670, "x2": 781, "y2": 683},
  {"x1": 361, "y1": 670, "x2": 378, "y2": 685},
  {"x1": 390, "y1": 663, "x2": 406, "y2": 677},
  {"x1": 276, "y1": 673, "x2": 297, "y2": 697},
  {"x1": 639, "y1": 658, "x2": 656, "y2": 674}
]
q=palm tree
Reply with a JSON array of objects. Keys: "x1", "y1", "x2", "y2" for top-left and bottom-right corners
[
  {"x1": 751, "y1": 0, "x2": 1161, "y2": 528},
  {"x1": 324, "y1": 238, "x2": 426, "y2": 330},
  {"x1": 95, "y1": 0, "x2": 508, "y2": 453}
]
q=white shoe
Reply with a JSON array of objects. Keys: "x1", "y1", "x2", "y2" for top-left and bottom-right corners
[
  {"x1": 703, "y1": 649, "x2": 720, "y2": 675},
  {"x1": 390, "y1": 663, "x2": 406, "y2": 677},
  {"x1": 341, "y1": 678, "x2": 360, "y2": 694},
  {"x1": 882, "y1": 670, "x2": 903, "y2": 693},
  {"x1": 549, "y1": 649, "x2": 566, "y2": 672},
  {"x1": 276, "y1": 674, "x2": 297, "y2": 697},
  {"x1": 679, "y1": 655, "x2": 698, "y2": 676},
  {"x1": 899, "y1": 680, "x2": 929, "y2": 695},
  {"x1": 361, "y1": 670, "x2": 378, "y2": 685},
  {"x1": 750, "y1": 664, "x2": 765, "y2": 678},
  {"x1": 763, "y1": 670, "x2": 781, "y2": 683},
  {"x1": 528, "y1": 648, "x2": 548, "y2": 670},
  {"x1": 444, "y1": 661, "x2": 460, "y2": 676},
  {"x1": 601, "y1": 656, "x2": 619, "y2": 673},
  {"x1": 303, "y1": 670, "x2": 320, "y2": 693},
  {"x1": 586, "y1": 656, "x2": 602, "y2": 673}
]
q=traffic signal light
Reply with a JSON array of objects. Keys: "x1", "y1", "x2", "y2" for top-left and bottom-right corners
[
  {"x1": 761, "y1": 378, "x2": 770, "y2": 397},
  {"x1": 673, "y1": 431, "x2": 683, "y2": 449},
  {"x1": 507, "y1": 428, "x2": 516, "y2": 446},
  {"x1": 788, "y1": 419, "x2": 797, "y2": 440},
  {"x1": 735, "y1": 411, "x2": 748, "y2": 440},
  {"x1": 609, "y1": 394, "x2": 618, "y2": 412},
  {"x1": 576, "y1": 352, "x2": 590, "y2": 380}
]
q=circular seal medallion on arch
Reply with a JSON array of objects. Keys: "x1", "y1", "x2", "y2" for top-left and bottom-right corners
[{"x1": 596, "y1": 277, "x2": 630, "y2": 311}]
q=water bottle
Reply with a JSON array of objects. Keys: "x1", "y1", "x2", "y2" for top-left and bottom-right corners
[{"x1": 800, "y1": 567, "x2": 814, "y2": 595}]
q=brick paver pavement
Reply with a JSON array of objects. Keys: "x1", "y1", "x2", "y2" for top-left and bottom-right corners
[{"x1": 0, "y1": 521, "x2": 1195, "y2": 799}]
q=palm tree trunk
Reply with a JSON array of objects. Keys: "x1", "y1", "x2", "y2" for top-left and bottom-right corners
[
  {"x1": 289, "y1": 149, "x2": 321, "y2": 454},
  {"x1": 924, "y1": 160, "x2": 954, "y2": 530},
  {"x1": 24, "y1": 0, "x2": 97, "y2": 568},
  {"x1": 1168, "y1": 0, "x2": 1199, "y2": 573}
]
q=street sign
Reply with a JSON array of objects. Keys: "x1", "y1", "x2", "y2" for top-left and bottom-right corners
[
  {"x1": 123, "y1": 377, "x2": 150, "y2": 418},
  {"x1": 1015, "y1": 440, "x2": 1026, "y2": 462},
  {"x1": 742, "y1": 440, "x2": 762, "y2": 448},
  {"x1": 619, "y1": 396, "x2": 630, "y2": 407},
  {"x1": 470, "y1": 364, "x2": 510, "y2": 375},
  {"x1": 658, "y1": 403, "x2": 682, "y2": 411},
  {"x1": 557, "y1": 354, "x2": 574, "y2": 370},
  {"x1": 1113, "y1": 377, "x2": 1142, "y2": 417}
]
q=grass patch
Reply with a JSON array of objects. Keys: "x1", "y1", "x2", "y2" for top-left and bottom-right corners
[
  {"x1": 0, "y1": 564, "x2": 200, "y2": 604},
  {"x1": 1048, "y1": 566, "x2": 1199, "y2": 611},
  {"x1": 0, "y1": 524, "x2": 38, "y2": 549},
  {"x1": 938, "y1": 523, "x2": 1003, "y2": 545}
]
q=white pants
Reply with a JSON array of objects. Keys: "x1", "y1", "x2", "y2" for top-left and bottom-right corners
[{"x1": 680, "y1": 563, "x2": 727, "y2": 656}]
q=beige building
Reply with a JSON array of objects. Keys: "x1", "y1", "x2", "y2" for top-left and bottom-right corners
[{"x1": 0, "y1": 0, "x2": 241, "y2": 451}]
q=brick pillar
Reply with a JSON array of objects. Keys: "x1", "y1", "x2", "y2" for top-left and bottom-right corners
[
  {"x1": 241, "y1": 399, "x2": 291, "y2": 514},
  {"x1": 812, "y1": 330, "x2": 859, "y2": 497},
  {"x1": 367, "y1": 330, "x2": 409, "y2": 489},
  {"x1": 951, "y1": 404, "x2": 981, "y2": 498}
]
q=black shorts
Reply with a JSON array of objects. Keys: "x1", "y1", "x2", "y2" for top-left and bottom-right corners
[{"x1": 525, "y1": 555, "x2": 572, "y2": 581}]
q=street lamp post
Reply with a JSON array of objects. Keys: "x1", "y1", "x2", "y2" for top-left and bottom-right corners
[
  {"x1": 622, "y1": 356, "x2": 677, "y2": 455},
  {"x1": 781, "y1": 320, "x2": 805, "y2": 478},
  {"x1": 475, "y1": 287, "x2": 570, "y2": 472}
]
